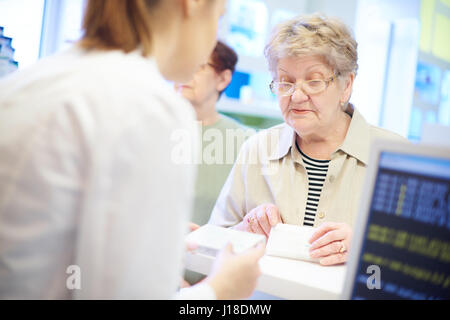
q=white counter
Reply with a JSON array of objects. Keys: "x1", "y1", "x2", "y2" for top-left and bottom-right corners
[{"x1": 185, "y1": 252, "x2": 347, "y2": 300}]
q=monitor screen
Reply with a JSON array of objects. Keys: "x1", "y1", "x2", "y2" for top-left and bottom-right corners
[{"x1": 351, "y1": 151, "x2": 450, "y2": 300}]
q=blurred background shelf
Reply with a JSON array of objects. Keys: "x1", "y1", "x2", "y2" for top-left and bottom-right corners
[
  {"x1": 217, "y1": 98, "x2": 282, "y2": 119},
  {"x1": 217, "y1": 98, "x2": 283, "y2": 129}
]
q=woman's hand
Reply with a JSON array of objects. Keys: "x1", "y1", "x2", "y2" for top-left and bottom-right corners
[
  {"x1": 205, "y1": 242, "x2": 265, "y2": 300},
  {"x1": 184, "y1": 222, "x2": 265, "y2": 298},
  {"x1": 180, "y1": 222, "x2": 202, "y2": 288},
  {"x1": 308, "y1": 222, "x2": 352, "y2": 266},
  {"x1": 188, "y1": 223, "x2": 200, "y2": 232},
  {"x1": 234, "y1": 203, "x2": 283, "y2": 238},
  {"x1": 185, "y1": 222, "x2": 201, "y2": 252}
]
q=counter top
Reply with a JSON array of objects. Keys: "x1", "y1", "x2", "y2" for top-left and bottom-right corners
[{"x1": 185, "y1": 252, "x2": 347, "y2": 300}]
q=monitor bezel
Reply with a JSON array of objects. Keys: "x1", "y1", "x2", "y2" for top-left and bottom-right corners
[{"x1": 341, "y1": 139, "x2": 450, "y2": 300}]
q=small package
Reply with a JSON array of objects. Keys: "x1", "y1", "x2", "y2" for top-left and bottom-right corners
[
  {"x1": 266, "y1": 224, "x2": 320, "y2": 262},
  {"x1": 185, "y1": 224, "x2": 266, "y2": 257}
]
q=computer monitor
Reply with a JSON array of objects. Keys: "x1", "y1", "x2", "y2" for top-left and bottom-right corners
[{"x1": 343, "y1": 140, "x2": 450, "y2": 300}]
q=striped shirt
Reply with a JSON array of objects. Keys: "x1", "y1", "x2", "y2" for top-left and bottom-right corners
[{"x1": 297, "y1": 144, "x2": 330, "y2": 227}]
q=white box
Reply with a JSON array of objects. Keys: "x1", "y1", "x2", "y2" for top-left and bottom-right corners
[
  {"x1": 266, "y1": 224, "x2": 320, "y2": 263},
  {"x1": 185, "y1": 224, "x2": 266, "y2": 256}
]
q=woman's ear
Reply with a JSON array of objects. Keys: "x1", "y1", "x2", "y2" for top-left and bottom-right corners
[
  {"x1": 216, "y1": 69, "x2": 233, "y2": 92},
  {"x1": 340, "y1": 72, "x2": 355, "y2": 103}
]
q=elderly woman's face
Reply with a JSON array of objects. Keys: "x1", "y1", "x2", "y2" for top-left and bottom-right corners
[{"x1": 275, "y1": 56, "x2": 352, "y2": 136}]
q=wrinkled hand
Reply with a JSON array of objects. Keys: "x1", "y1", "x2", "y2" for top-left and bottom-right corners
[
  {"x1": 234, "y1": 204, "x2": 283, "y2": 238},
  {"x1": 308, "y1": 222, "x2": 352, "y2": 266},
  {"x1": 205, "y1": 242, "x2": 265, "y2": 300}
]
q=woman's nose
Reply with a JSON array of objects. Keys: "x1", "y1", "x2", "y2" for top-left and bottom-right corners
[{"x1": 291, "y1": 85, "x2": 309, "y2": 103}]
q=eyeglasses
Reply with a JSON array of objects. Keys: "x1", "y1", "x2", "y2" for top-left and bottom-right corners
[{"x1": 270, "y1": 73, "x2": 338, "y2": 96}]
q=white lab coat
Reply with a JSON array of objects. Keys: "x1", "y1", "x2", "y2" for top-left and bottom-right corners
[{"x1": 0, "y1": 46, "x2": 214, "y2": 299}]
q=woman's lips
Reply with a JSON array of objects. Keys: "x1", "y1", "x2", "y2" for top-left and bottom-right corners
[{"x1": 290, "y1": 108, "x2": 312, "y2": 114}]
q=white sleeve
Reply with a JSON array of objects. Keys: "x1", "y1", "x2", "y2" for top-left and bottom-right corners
[
  {"x1": 0, "y1": 91, "x2": 198, "y2": 299},
  {"x1": 174, "y1": 283, "x2": 217, "y2": 300},
  {"x1": 72, "y1": 96, "x2": 197, "y2": 299},
  {"x1": 0, "y1": 102, "x2": 85, "y2": 299}
]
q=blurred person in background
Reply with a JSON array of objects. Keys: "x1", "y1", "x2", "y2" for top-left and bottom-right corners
[
  {"x1": 0, "y1": 0, "x2": 264, "y2": 300},
  {"x1": 209, "y1": 14, "x2": 406, "y2": 266},
  {"x1": 175, "y1": 41, "x2": 255, "y2": 286},
  {"x1": 175, "y1": 41, "x2": 254, "y2": 227}
]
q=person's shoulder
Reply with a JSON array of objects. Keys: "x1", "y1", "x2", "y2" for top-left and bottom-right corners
[
  {"x1": 91, "y1": 50, "x2": 195, "y2": 127},
  {"x1": 352, "y1": 107, "x2": 408, "y2": 143},
  {"x1": 0, "y1": 48, "x2": 78, "y2": 101},
  {"x1": 0, "y1": 47, "x2": 128, "y2": 105},
  {"x1": 251, "y1": 122, "x2": 290, "y2": 141},
  {"x1": 0, "y1": 47, "x2": 195, "y2": 136},
  {"x1": 368, "y1": 124, "x2": 409, "y2": 143},
  {"x1": 67, "y1": 48, "x2": 193, "y2": 119},
  {"x1": 217, "y1": 114, "x2": 247, "y2": 130}
]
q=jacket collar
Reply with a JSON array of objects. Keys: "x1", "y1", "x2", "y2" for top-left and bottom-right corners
[
  {"x1": 338, "y1": 106, "x2": 370, "y2": 165},
  {"x1": 268, "y1": 105, "x2": 370, "y2": 165}
]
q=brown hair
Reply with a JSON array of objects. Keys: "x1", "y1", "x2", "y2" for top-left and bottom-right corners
[
  {"x1": 79, "y1": 0, "x2": 161, "y2": 56},
  {"x1": 210, "y1": 41, "x2": 238, "y2": 75},
  {"x1": 209, "y1": 41, "x2": 238, "y2": 97}
]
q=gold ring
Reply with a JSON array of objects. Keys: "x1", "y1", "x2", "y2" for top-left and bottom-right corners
[{"x1": 339, "y1": 242, "x2": 347, "y2": 253}]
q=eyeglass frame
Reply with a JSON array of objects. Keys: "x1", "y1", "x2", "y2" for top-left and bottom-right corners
[{"x1": 269, "y1": 73, "x2": 340, "y2": 97}]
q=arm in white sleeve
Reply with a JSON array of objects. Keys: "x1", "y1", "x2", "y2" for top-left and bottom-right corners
[
  {"x1": 0, "y1": 102, "x2": 87, "y2": 299},
  {"x1": 73, "y1": 97, "x2": 196, "y2": 299},
  {"x1": 0, "y1": 52, "x2": 201, "y2": 300},
  {"x1": 174, "y1": 283, "x2": 217, "y2": 300}
]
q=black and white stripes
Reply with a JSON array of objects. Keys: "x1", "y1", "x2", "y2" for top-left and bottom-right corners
[{"x1": 297, "y1": 146, "x2": 330, "y2": 227}]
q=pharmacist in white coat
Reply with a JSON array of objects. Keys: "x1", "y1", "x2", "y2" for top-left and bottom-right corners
[{"x1": 0, "y1": 0, "x2": 263, "y2": 300}]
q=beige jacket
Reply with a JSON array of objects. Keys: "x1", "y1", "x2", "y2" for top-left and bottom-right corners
[{"x1": 208, "y1": 107, "x2": 407, "y2": 228}]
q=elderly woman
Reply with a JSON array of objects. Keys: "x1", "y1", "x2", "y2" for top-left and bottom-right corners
[{"x1": 208, "y1": 14, "x2": 406, "y2": 266}]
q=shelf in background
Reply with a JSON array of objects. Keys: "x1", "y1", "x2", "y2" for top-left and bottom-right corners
[{"x1": 217, "y1": 97, "x2": 283, "y2": 120}]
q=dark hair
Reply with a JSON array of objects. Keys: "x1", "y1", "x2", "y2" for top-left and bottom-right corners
[
  {"x1": 79, "y1": 0, "x2": 160, "y2": 56},
  {"x1": 209, "y1": 41, "x2": 238, "y2": 97}
]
